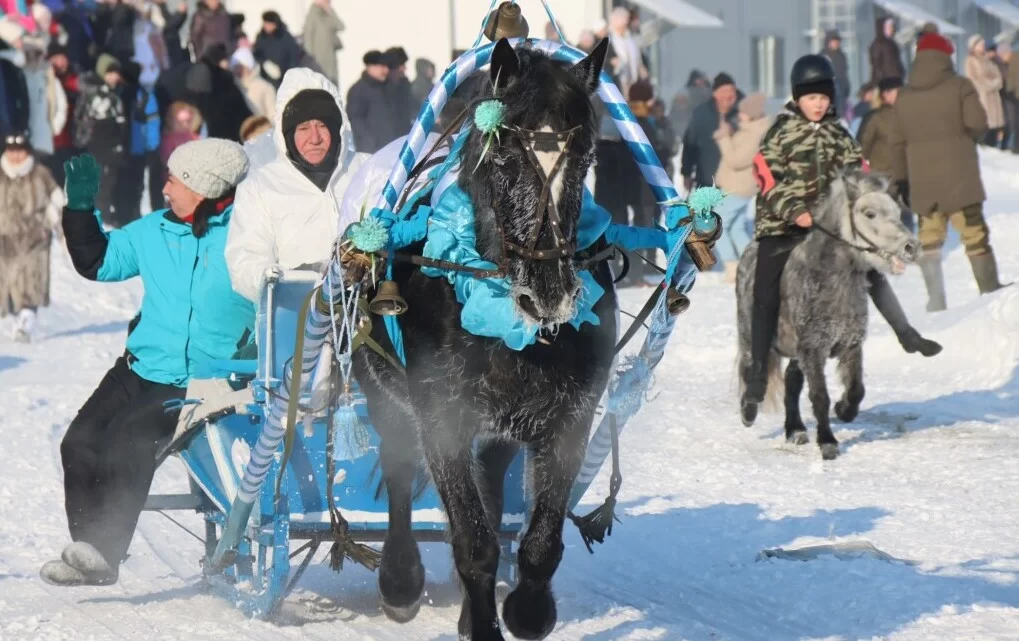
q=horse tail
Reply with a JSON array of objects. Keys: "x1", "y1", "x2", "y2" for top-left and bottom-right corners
[{"x1": 763, "y1": 351, "x2": 784, "y2": 413}]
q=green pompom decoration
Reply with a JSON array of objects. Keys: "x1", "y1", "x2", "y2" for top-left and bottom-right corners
[
  {"x1": 474, "y1": 100, "x2": 506, "y2": 135},
  {"x1": 347, "y1": 216, "x2": 389, "y2": 253},
  {"x1": 686, "y1": 185, "x2": 727, "y2": 215}
]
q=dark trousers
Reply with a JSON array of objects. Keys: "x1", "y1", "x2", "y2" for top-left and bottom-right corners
[
  {"x1": 115, "y1": 151, "x2": 164, "y2": 222},
  {"x1": 749, "y1": 235, "x2": 803, "y2": 379},
  {"x1": 60, "y1": 356, "x2": 185, "y2": 567},
  {"x1": 117, "y1": 151, "x2": 165, "y2": 215}
]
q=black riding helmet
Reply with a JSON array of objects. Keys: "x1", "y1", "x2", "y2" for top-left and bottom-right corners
[{"x1": 790, "y1": 54, "x2": 836, "y2": 102}]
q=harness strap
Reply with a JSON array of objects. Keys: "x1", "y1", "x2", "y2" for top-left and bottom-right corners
[{"x1": 614, "y1": 283, "x2": 665, "y2": 356}]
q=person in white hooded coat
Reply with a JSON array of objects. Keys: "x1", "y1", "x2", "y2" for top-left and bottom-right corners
[{"x1": 226, "y1": 67, "x2": 366, "y2": 302}]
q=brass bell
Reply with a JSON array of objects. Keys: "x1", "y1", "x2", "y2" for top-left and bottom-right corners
[
  {"x1": 368, "y1": 280, "x2": 408, "y2": 316},
  {"x1": 483, "y1": 1, "x2": 529, "y2": 41},
  {"x1": 666, "y1": 288, "x2": 690, "y2": 316}
]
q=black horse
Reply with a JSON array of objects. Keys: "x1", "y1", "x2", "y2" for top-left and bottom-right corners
[{"x1": 352, "y1": 38, "x2": 614, "y2": 640}]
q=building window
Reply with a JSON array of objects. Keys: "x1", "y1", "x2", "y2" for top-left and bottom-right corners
[{"x1": 751, "y1": 35, "x2": 785, "y2": 97}]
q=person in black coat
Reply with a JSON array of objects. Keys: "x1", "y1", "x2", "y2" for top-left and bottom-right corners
[
  {"x1": 821, "y1": 29, "x2": 851, "y2": 114},
  {"x1": 346, "y1": 50, "x2": 401, "y2": 153},
  {"x1": 157, "y1": 1, "x2": 191, "y2": 68},
  {"x1": 384, "y1": 46, "x2": 415, "y2": 136},
  {"x1": 253, "y1": 11, "x2": 303, "y2": 89},
  {"x1": 680, "y1": 72, "x2": 739, "y2": 191},
  {"x1": 0, "y1": 37, "x2": 30, "y2": 141},
  {"x1": 180, "y1": 45, "x2": 253, "y2": 142}
]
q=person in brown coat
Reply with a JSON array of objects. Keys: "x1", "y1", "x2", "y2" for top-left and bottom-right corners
[
  {"x1": 858, "y1": 76, "x2": 911, "y2": 228},
  {"x1": 869, "y1": 17, "x2": 905, "y2": 85},
  {"x1": 965, "y1": 35, "x2": 1005, "y2": 146},
  {"x1": 0, "y1": 132, "x2": 63, "y2": 343},
  {"x1": 189, "y1": 0, "x2": 234, "y2": 60},
  {"x1": 893, "y1": 32, "x2": 1011, "y2": 311},
  {"x1": 1006, "y1": 42, "x2": 1019, "y2": 153}
]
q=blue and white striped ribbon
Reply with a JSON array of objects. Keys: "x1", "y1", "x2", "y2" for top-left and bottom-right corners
[{"x1": 378, "y1": 39, "x2": 679, "y2": 213}]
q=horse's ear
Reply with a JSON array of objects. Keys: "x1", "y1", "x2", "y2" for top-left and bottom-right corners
[
  {"x1": 490, "y1": 38, "x2": 520, "y2": 90},
  {"x1": 570, "y1": 37, "x2": 609, "y2": 94}
]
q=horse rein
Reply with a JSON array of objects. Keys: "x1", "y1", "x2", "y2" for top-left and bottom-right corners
[{"x1": 811, "y1": 217, "x2": 892, "y2": 261}]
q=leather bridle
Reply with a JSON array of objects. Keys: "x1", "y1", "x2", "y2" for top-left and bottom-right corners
[{"x1": 501, "y1": 125, "x2": 581, "y2": 263}]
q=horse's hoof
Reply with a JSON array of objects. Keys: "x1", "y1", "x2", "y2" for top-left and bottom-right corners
[
  {"x1": 834, "y1": 400, "x2": 859, "y2": 423},
  {"x1": 378, "y1": 537, "x2": 425, "y2": 622},
  {"x1": 787, "y1": 431, "x2": 809, "y2": 446},
  {"x1": 819, "y1": 443, "x2": 840, "y2": 460},
  {"x1": 503, "y1": 584, "x2": 557, "y2": 640},
  {"x1": 381, "y1": 596, "x2": 422, "y2": 624},
  {"x1": 740, "y1": 401, "x2": 758, "y2": 427}
]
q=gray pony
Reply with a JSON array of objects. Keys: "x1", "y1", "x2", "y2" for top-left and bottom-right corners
[{"x1": 736, "y1": 169, "x2": 919, "y2": 460}]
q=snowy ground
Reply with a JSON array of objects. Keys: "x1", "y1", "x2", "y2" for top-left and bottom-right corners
[{"x1": 2, "y1": 151, "x2": 1019, "y2": 641}]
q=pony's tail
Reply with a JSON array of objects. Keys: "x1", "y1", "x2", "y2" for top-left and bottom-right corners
[{"x1": 762, "y1": 351, "x2": 784, "y2": 414}]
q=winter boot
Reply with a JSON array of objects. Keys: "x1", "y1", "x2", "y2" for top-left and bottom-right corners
[
  {"x1": 919, "y1": 254, "x2": 947, "y2": 312},
  {"x1": 867, "y1": 271, "x2": 942, "y2": 357},
  {"x1": 40, "y1": 560, "x2": 89, "y2": 586},
  {"x1": 13, "y1": 308, "x2": 35, "y2": 343},
  {"x1": 969, "y1": 250, "x2": 1013, "y2": 294},
  {"x1": 60, "y1": 542, "x2": 118, "y2": 585}
]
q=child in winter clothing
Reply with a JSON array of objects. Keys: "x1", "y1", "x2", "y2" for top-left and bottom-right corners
[
  {"x1": 743, "y1": 54, "x2": 940, "y2": 408},
  {"x1": 159, "y1": 101, "x2": 202, "y2": 185},
  {"x1": 72, "y1": 53, "x2": 129, "y2": 227}
]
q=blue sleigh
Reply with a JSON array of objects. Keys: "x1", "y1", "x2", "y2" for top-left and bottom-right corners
[{"x1": 144, "y1": 10, "x2": 721, "y2": 620}]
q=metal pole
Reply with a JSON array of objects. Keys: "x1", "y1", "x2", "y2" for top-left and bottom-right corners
[{"x1": 449, "y1": 0, "x2": 458, "y2": 63}]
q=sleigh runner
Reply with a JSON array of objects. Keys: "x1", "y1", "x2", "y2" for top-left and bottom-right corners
[{"x1": 145, "y1": 0, "x2": 723, "y2": 623}]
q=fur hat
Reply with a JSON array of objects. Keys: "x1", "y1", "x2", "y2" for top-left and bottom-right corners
[
  {"x1": 739, "y1": 92, "x2": 767, "y2": 120},
  {"x1": 240, "y1": 115, "x2": 272, "y2": 142},
  {"x1": 918, "y1": 32, "x2": 955, "y2": 56},
  {"x1": 383, "y1": 46, "x2": 408, "y2": 68},
  {"x1": 363, "y1": 50, "x2": 385, "y2": 66},
  {"x1": 0, "y1": 18, "x2": 26, "y2": 46},
  {"x1": 712, "y1": 72, "x2": 736, "y2": 91},
  {"x1": 167, "y1": 139, "x2": 250, "y2": 199},
  {"x1": 262, "y1": 10, "x2": 282, "y2": 26},
  {"x1": 281, "y1": 89, "x2": 343, "y2": 134}
]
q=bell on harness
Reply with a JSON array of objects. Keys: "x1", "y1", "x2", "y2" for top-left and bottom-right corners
[
  {"x1": 483, "y1": 1, "x2": 529, "y2": 41},
  {"x1": 368, "y1": 280, "x2": 409, "y2": 316}
]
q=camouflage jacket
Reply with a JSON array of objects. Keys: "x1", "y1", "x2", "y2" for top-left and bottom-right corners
[{"x1": 752, "y1": 102, "x2": 866, "y2": 238}]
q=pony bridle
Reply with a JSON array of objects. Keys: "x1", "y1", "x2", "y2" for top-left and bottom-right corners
[{"x1": 501, "y1": 125, "x2": 582, "y2": 263}]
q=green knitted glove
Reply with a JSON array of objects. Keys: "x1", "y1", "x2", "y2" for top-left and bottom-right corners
[{"x1": 63, "y1": 154, "x2": 102, "y2": 212}]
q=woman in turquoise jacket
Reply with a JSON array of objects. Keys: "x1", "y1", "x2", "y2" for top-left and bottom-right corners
[{"x1": 41, "y1": 139, "x2": 256, "y2": 587}]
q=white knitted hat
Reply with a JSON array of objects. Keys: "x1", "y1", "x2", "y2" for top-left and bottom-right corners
[{"x1": 167, "y1": 138, "x2": 250, "y2": 199}]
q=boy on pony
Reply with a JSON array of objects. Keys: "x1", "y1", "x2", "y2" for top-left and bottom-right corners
[{"x1": 743, "y1": 54, "x2": 941, "y2": 419}]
